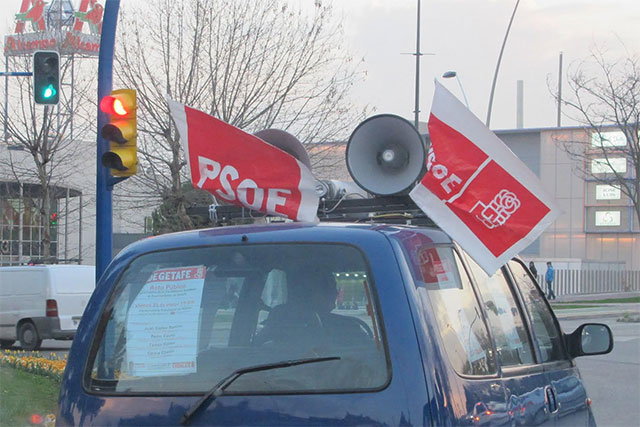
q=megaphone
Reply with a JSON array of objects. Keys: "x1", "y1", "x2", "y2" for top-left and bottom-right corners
[
  {"x1": 346, "y1": 114, "x2": 426, "y2": 196},
  {"x1": 315, "y1": 179, "x2": 369, "y2": 200},
  {"x1": 254, "y1": 128, "x2": 312, "y2": 170}
]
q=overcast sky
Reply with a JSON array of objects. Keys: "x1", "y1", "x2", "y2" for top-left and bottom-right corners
[{"x1": 2, "y1": 0, "x2": 639, "y2": 130}]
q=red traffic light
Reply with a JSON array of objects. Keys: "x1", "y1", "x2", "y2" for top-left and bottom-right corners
[{"x1": 100, "y1": 95, "x2": 132, "y2": 117}]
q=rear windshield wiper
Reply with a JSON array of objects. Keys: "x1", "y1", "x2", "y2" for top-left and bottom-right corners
[{"x1": 180, "y1": 356, "x2": 340, "y2": 425}]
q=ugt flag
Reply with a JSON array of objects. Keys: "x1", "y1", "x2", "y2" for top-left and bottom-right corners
[
  {"x1": 167, "y1": 98, "x2": 318, "y2": 222},
  {"x1": 410, "y1": 81, "x2": 560, "y2": 274}
]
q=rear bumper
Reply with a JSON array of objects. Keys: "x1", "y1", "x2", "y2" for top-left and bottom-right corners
[
  {"x1": 51, "y1": 329, "x2": 76, "y2": 340},
  {"x1": 30, "y1": 317, "x2": 76, "y2": 340}
]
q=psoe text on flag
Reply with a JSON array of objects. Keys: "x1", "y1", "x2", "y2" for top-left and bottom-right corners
[{"x1": 166, "y1": 97, "x2": 319, "y2": 222}]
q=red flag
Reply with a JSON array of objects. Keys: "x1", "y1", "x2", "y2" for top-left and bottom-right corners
[
  {"x1": 167, "y1": 99, "x2": 318, "y2": 222},
  {"x1": 410, "y1": 82, "x2": 560, "y2": 274}
]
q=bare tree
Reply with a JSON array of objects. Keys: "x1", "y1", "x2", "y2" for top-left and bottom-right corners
[
  {"x1": 553, "y1": 46, "x2": 639, "y2": 224},
  {"x1": 0, "y1": 55, "x2": 94, "y2": 261},
  {"x1": 113, "y1": 0, "x2": 368, "y2": 232}
]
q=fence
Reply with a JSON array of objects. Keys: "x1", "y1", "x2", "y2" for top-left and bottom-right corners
[{"x1": 535, "y1": 270, "x2": 640, "y2": 296}]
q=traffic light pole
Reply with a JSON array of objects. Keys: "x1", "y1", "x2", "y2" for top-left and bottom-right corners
[{"x1": 96, "y1": 0, "x2": 121, "y2": 283}]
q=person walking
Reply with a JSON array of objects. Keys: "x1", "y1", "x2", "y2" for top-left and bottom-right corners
[
  {"x1": 545, "y1": 261, "x2": 556, "y2": 300},
  {"x1": 529, "y1": 261, "x2": 537, "y2": 277}
]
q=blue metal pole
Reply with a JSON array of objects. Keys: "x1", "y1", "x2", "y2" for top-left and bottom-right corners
[
  {"x1": 96, "y1": 0, "x2": 120, "y2": 283},
  {"x1": 0, "y1": 72, "x2": 32, "y2": 76}
]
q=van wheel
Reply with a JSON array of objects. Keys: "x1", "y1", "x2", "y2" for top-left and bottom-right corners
[
  {"x1": 18, "y1": 322, "x2": 42, "y2": 351},
  {"x1": 0, "y1": 340, "x2": 15, "y2": 349}
]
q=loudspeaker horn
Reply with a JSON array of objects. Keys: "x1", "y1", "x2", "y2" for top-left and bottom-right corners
[
  {"x1": 254, "y1": 129, "x2": 312, "y2": 170},
  {"x1": 346, "y1": 114, "x2": 426, "y2": 196}
]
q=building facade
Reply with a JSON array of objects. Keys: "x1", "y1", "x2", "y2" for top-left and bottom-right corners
[
  {"x1": 496, "y1": 126, "x2": 639, "y2": 270},
  {"x1": 313, "y1": 124, "x2": 639, "y2": 270}
]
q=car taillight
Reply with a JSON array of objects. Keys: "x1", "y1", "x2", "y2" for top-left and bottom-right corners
[{"x1": 46, "y1": 299, "x2": 58, "y2": 317}]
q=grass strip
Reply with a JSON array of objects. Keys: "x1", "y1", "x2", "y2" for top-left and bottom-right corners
[
  {"x1": 0, "y1": 366, "x2": 58, "y2": 427},
  {"x1": 555, "y1": 296, "x2": 639, "y2": 304},
  {"x1": 551, "y1": 304, "x2": 600, "y2": 310}
]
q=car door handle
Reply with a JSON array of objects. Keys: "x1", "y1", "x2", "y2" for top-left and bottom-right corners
[{"x1": 545, "y1": 386, "x2": 559, "y2": 414}]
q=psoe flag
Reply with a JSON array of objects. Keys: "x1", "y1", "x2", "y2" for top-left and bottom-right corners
[
  {"x1": 167, "y1": 98, "x2": 318, "y2": 222},
  {"x1": 409, "y1": 81, "x2": 561, "y2": 274}
]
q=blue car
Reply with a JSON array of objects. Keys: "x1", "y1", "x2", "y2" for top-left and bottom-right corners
[{"x1": 57, "y1": 222, "x2": 612, "y2": 426}]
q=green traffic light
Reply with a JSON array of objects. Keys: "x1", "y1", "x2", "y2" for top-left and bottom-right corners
[
  {"x1": 33, "y1": 51, "x2": 60, "y2": 105},
  {"x1": 43, "y1": 84, "x2": 57, "y2": 99}
]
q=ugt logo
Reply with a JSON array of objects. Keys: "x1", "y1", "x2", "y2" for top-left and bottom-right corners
[{"x1": 471, "y1": 189, "x2": 521, "y2": 229}]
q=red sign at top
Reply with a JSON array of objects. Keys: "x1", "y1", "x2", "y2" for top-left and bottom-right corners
[
  {"x1": 12, "y1": 0, "x2": 104, "y2": 35},
  {"x1": 14, "y1": 0, "x2": 46, "y2": 34},
  {"x1": 6, "y1": 0, "x2": 103, "y2": 56},
  {"x1": 73, "y1": 0, "x2": 104, "y2": 35}
]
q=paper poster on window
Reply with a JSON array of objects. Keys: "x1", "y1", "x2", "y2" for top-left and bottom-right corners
[
  {"x1": 125, "y1": 266, "x2": 206, "y2": 377},
  {"x1": 485, "y1": 278, "x2": 523, "y2": 351},
  {"x1": 418, "y1": 247, "x2": 460, "y2": 289},
  {"x1": 440, "y1": 295, "x2": 486, "y2": 363}
]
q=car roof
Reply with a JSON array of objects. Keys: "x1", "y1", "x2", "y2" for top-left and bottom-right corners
[{"x1": 117, "y1": 221, "x2": 453, "y2": 260}]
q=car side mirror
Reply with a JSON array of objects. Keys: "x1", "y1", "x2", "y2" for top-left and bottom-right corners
[{"x1": 566, "y1": 323, "x2": 613, "y2": 358}]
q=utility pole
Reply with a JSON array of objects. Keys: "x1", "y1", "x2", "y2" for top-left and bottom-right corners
[
  {"x1": 557, "y1": 51, "x2": 563, "y2": 127},
  {"x1": 410, "y1": 0, "x2": 435, "y2": 130}
]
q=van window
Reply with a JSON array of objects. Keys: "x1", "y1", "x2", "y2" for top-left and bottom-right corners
[
  {"x1": 464, "y1": 256, "x2": 534, "y2": 367},
  {"x1": 49, "y1": 268, "x2": 95, "y2": 294},
  {"x1": 0, "y1": 270, "x2": 45, "y2": 296},
  {"x1": 508, "y1": 260, "x2": 566, "y2": 363},
  {"x1": 404, "y1": 245, "x2": 497, "y2": 376},
  {"x1": 87, "y1": 244, "x2": 388, "y2": 394}
]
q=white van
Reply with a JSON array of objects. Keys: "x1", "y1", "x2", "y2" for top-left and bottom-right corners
[{"x1": 0, "y1": 265, "x2": 95, "y2": 350}]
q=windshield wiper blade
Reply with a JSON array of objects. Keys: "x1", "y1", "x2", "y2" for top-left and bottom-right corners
[{"x1": 180, "y1": 356, "x2": 340, "y2": 425}]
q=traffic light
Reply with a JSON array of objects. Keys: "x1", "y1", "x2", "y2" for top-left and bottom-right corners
[
  {"x1": 33, "y1": 51, "x2": 60, "y2": 105},
  {"x1": 100, "y1": 89, "x2": 137, "y2": 177},
  {"x1": 49, "y1": 212, "x2": 58, "y2": 226}
]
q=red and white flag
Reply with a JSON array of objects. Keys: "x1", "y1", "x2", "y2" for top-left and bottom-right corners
[
  {"x1": 167, "y1": 98, "x2": 319, "y2": 222},
  {"x1": 410, "y1": 82, "x2": 560, "y2": 274}
]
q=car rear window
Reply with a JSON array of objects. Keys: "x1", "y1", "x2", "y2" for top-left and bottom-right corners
[{"x1": 86, "y1": 243, "x2": 388, "y2": 394}]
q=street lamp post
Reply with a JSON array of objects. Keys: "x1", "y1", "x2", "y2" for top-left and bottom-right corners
[
  {"x1": 486, "y1": 0, "x2": 521, "y2": 128},
  {"x1": 442, "y1": 71, "x2": 470, "y2": 109}
]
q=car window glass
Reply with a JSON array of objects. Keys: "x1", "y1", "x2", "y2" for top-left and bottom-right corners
[
  {"x1": 87, "y1": 244, "x2": 388, "y2": 394},
  {"x1": 464, "y1": 255, "x2": 534, "y2": 367},
  {"x1": 508, "y1": 260, "x2": 566, "y2": 363},
  {"x1": 404, "y1": 244, "x2": 497, "y2": 376}
]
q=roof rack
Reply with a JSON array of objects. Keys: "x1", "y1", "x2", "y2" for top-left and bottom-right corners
[{"x1": 204, "y1": 195, "x2": 436, "y2": 227}]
